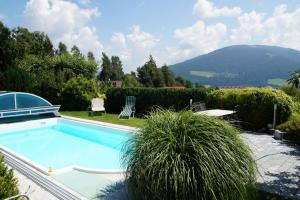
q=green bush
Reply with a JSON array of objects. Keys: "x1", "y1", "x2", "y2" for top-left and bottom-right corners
[
  {"x1": 277, "y1": 114, "x2": 300, "y2": 142},
  {"x1": 207, "y1": 88, "x2": 295, "y2": 130},
  {"x1": 61, "y1": 76, "x2": 99, "y2": 110},
  {"x1": 123, "y1": 110, "x2": 256, "y2": 200},
  {"x1": 0, "y1": 155, "x2": 19, "y2": 199},
  {"x1": 282, "y1": 86, "x2": 300, "y2": 102},
  {"x1": 105, "y1": 87, "x2": 208, "y2": 115}
]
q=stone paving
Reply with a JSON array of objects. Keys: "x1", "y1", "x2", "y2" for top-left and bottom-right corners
[
  {"x1": 13, "y1": 169, "x2": 59, "y2": 200},
  {"x1": 242, "y1": 132, "x2": 300, "y2": 199}
]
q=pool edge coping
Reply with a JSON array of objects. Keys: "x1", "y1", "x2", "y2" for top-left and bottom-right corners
[{"x1": 1, "y1": 148, "x2": 88, "y2": 200}]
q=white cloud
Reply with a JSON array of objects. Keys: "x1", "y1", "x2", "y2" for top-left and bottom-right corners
[
  {"x1": 0, "y1": 13, "x2": 7, "y2": 21},
  {"x1": 228, "y1": 4, "x2": 300, "y2": 50},
  {"x1": 111, "y1": 32, "x2": 127, "y2": 49},
  {"x1": 108, "y1": 26, "x2": 160, "y2": 72},
  {"x1": 60, "y1": 26, "x2": 103, "y2": 55},
  {"x1": 173, "y1": 20, "x2": 227, "y2": 59},
  {"x1": 127, "y1": 25, "x2": 159, "y2": 49},
  {"x1": 24, "y1": 0, "x2": 103, "y2": 56},
  {"x1": 229, "y1": 11, "x2": 265, "y2": 43},
  {"x1": 193, "y1": 0, "x2": 242, "y2": 18}
]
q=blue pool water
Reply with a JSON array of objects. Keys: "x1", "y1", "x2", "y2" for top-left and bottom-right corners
[{"x1": 0, "y1": 119, "x2": 131, "y2": 170}]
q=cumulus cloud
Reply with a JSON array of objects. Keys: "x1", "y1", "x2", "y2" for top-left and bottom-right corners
[
  {"x1": 109, "y1": 26, "x2": 160, "y2": 72},
  {"x1": 173, "y1": 20, "x2": 227, "y2": 59},
  {"x1": 229, "y1": 11, "x2": 265, "y2": 43},
  {"x1": 111, "y1": 32, "x2": 127, "y2": 49},
  {"x1": 193, "y1": 0, "x2": 242, "y2": 18},
  {"x1": 24, "y1": 0, "x2": 103, "y2": 56},
  {"x1": 127, "y1": 25, "x2": 159, "y2": 49},
  {"x1": 228, "y1": 4, "x2": 300, "y2": 50}
]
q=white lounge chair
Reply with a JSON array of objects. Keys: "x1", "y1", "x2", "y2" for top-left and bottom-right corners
[
  {"x1": 119, "y1": 96, "x2": 136, "y2": 119},
  {"x1": 91, "y1": 98, "x2": 105, "y2": 115}
]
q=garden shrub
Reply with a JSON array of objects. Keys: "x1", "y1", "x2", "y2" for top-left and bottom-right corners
[
  {"x1": 123, "y1": 110, "x2": 256, "y2": 200},
  {"x1": 282, "y1": 85, "x2": 300, "y2": 103},
  {"x1": 207, "y1": 88, "x2": 295, "y2": 130},
  {"x1": 277, "y1": 114, "x2": 300, "y2": 142},
  {"x1": 105, "y1": 87, "x2": 208, "y2": 115},
  {"x1": 0, "y1": 155, "x2": 19, "y2": 199},
  {"x1": 61, "y1": 75, "x2": 99, "y2": 110}
]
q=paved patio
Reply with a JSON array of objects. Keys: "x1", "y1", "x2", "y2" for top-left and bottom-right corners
[
  {"x1": 242, "y1": 132, "x2": 300, "y2": 199},
  {"x1": 13, "y1": 169, "x2": 59, "y2": 200}
]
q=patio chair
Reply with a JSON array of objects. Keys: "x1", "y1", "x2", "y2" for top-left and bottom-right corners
[
  {"x1": 119, "y1": 96, "x2": 136, "y2": 119},
  {"x1": 90, "y1": 98, "x2": 105, "y2": 115}
]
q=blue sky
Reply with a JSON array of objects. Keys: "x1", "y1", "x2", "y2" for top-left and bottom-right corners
[{"x1": 1, "y1": 0, "x2": 300, "y2": 72}]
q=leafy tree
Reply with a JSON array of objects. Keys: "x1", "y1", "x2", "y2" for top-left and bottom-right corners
[
  {"x1": 195, "y1": 83, "x2": 205, "y2": 88},
  {"x1": 71, "y1": 45, "x2": 83, "y2": 58},
  {"x1": 185, "y1": 79, "x2": 193, "y2": 88},
  {"x1": 0, "y1": 67, "x2": 33, "y2": 92},
  {"x1": 287, "y1": 70, "x2": 300, "y2": 88},
  {"x1": 19, "y1": 54, "x2": 97, "y2": 104},
  {"x1": 175, "y1": 76, "x2": 186, "y2": 86},
  {"x1": 12, "y1": 27, "x2": 53, "y2": 59},
  {"x1": 175, "y1": 76, "x2": 193, "y2": 88},
  {"x1": 111, "y1": 56, "x2": 124, "y2": 80},
  {"x1": 137, "y1": 55, "x2": 164, "y2": 87},
  {"x1": 98, "y1": 52, "x2": 112, "y2": 81},
  {"x1": 161, "y1": 65, "x2": 175, "y2": 86},
  {"x1": 153, "y1": 68, "x2": 165, "y2": 87},
  {"x1": 58, "y1": 42, "x2": 68, "y2": 55},
  {"x1": 87, "y1": 51, "x2": 95, "y2": 61},
  {"x1": 61, "y1": 75, "x2": 99, "y2": 110},
  {"x1": 0, "y1": 21, "x2": 14, "y2": 71},
  {"x1": 122, "y1": 74, "x2": 142, "y2": 87},
  {"x1": 0, "y1": 155, "x2": 19, "y2": 199}
]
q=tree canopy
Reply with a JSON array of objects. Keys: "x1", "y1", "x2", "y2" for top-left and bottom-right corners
[{"x1": 287, "y1": 70, "x2": 300, "y2": 88}]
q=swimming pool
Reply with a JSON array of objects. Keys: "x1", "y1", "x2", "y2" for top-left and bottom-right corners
[{"x1": 0, "y1": 118, "x2": 133, "y2": 173}]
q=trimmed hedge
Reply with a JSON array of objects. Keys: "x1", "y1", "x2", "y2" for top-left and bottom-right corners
[
  {"x1": 105, "y1": 87, "x2": 208, "y2": 115},
  {"x1": 207, "y1": 88, "x2": 295, "y2": 130}
]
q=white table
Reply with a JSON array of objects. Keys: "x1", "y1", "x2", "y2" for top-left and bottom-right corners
[{"x1": 195, "y1": 109, "x2": 236, "y2": 117}]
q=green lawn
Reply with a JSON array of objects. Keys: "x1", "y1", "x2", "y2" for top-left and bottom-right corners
[{"x1": 60, "y1": 111, "x2": 146, "y2": 128}]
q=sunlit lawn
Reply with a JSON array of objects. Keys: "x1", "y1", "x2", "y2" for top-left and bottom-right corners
[{"x1": 60, "y1": 111, "x2": 146, "y2": 128}]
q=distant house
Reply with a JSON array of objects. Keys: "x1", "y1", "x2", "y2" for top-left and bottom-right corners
[{"x1": 161, "y1": 86, "x2": 186, "y2": 90}]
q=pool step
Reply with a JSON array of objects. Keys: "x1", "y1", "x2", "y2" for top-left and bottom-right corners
[{"x1": 1, "y1": 150, "x2": 88, "y2": 200}]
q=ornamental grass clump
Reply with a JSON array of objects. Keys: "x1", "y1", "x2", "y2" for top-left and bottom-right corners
[{"x1": 123, "y1": 110, "x2": 257, "y2": 200}]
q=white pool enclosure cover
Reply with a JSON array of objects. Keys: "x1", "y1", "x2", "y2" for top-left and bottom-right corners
[{"x1": 0, "y1": 91, "x2": 60, "y2": 118}]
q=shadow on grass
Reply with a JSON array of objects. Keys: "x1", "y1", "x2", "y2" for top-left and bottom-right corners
[{"x1": 96, "y1": 181, "x2": 131, "y2": 200}]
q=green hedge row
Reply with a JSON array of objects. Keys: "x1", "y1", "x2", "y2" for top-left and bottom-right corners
[
  {"x1": 207, "y1": 88, "x2": 295, "y2": 130},
  {"x1": 105, "y1": 87, "x2": 295, "y2": 130},
  {"x1": 105, "y1": 87, "x2": 208, "y2": 115}
]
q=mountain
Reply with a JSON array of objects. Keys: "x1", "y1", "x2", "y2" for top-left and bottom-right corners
[{"x1": 170, "y1": 45, "x2": 300, "y2": 87}]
